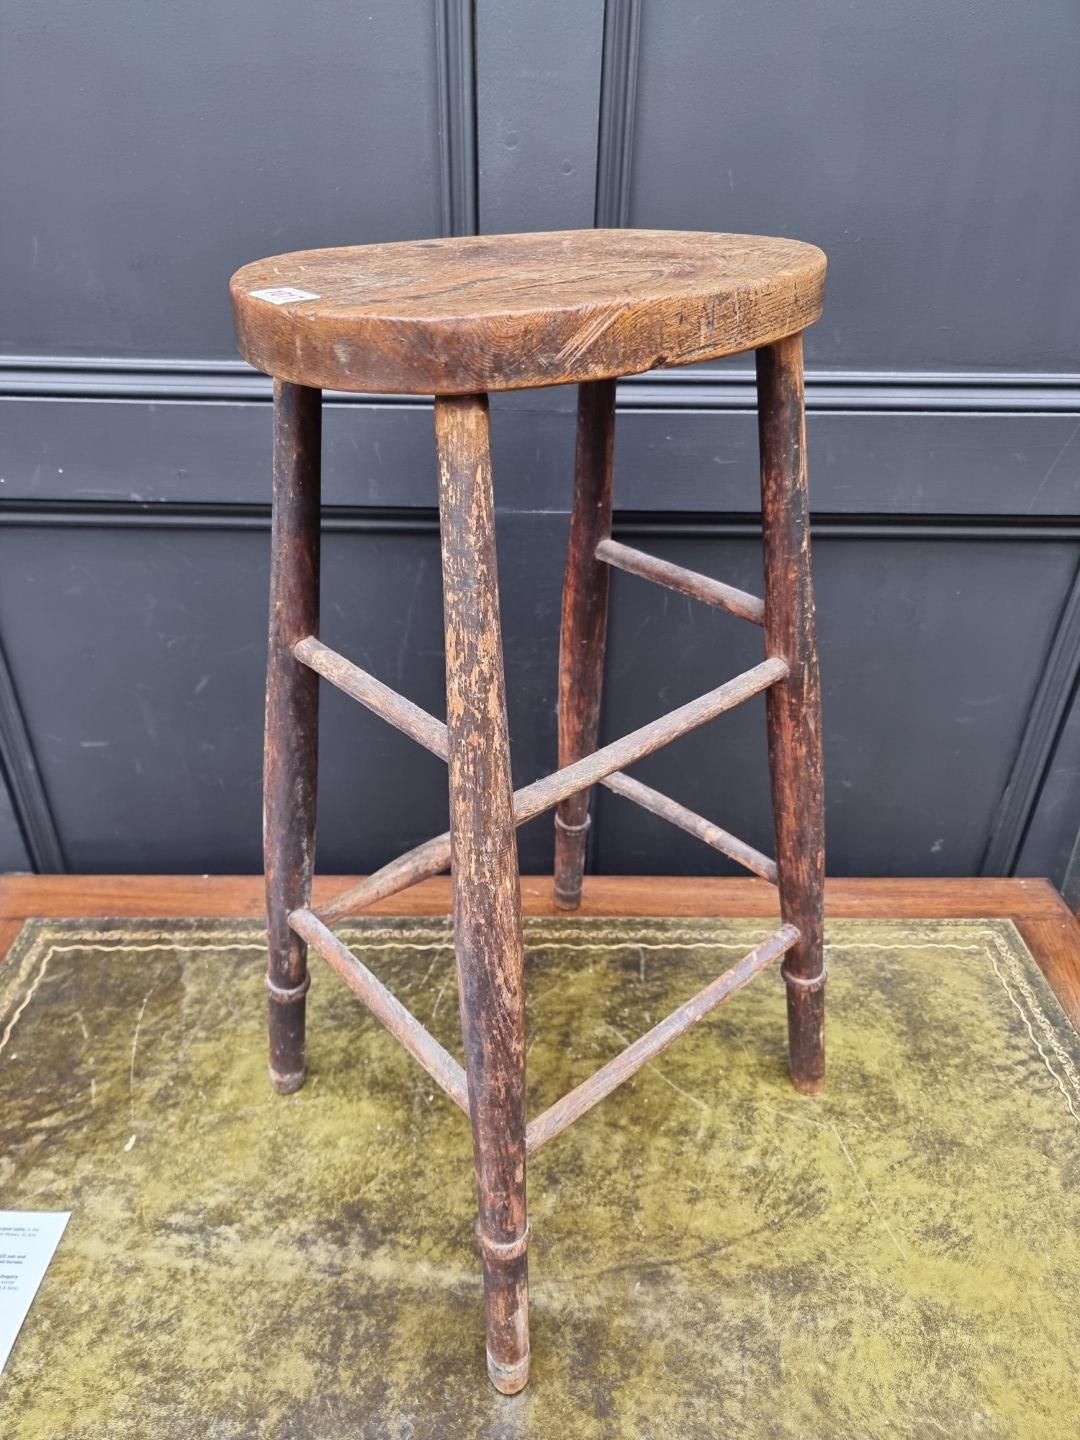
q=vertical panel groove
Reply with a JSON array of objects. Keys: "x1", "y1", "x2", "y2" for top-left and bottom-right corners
[
  {"x1": 435, "y1": 0, "x2": 479, "y2": 236},
  {"x1": 594, "y1": 0, "x2": 642, "y2": 227},
  {"x1": 982, "y1": 558, "x2": 1080, "y2": 875},
  {"x1": 0, "y1": 637, "x2": 65, "y2": 872}
]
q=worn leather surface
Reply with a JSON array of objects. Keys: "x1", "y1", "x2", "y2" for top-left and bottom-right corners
[{"x1": 1, "y1": 915, "x2": 1078, "y2": 1437}]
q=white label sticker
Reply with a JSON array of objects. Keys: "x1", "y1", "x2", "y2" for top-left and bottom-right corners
[
  {"x1": 249, "y1": 287, "x2": 320, "y2": 305},
  {"x1": 0, "y1": 1211, "x2": 70, "y2": 1372}
]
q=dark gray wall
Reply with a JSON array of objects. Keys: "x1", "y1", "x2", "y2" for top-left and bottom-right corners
[{"x1": 1, "y1": 0, "x2": 1078, "y2": 885}]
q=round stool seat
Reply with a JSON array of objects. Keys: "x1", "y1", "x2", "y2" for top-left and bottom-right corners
[{"x1": 230, "y1": 228, "x2": 825, "y2": 396}]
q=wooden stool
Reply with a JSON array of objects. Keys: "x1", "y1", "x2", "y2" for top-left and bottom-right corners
[{"x1": 230, "y1": 229, "x2": 827, "y2": 1394}]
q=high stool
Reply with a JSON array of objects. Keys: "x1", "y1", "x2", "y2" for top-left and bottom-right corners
[{"x1": 230, "y1": 229, "x2": 827, "y2": 1394}]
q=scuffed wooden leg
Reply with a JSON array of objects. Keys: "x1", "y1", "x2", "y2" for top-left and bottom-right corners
[
  {"x1": 264, "y1": 380, "x2": 321, "y2": 1094},
  {"x1": 554, "y1": 379, "x2": 617, "y2": 910},
  {"x1": 757, "y1": 335, "x2": 826, "y2": 1095},
  {"x1": 436, "y1": 394, "x2": 531, "y2": 1394}
]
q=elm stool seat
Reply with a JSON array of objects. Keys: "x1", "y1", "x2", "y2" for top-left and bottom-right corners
[{"x1": 230, "y1": 228, "x2": 827, "y2": 1395}]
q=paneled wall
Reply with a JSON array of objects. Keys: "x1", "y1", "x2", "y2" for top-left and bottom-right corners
[{"x1": 1, "y1": 0, "x2": 1078, "y2": 888}]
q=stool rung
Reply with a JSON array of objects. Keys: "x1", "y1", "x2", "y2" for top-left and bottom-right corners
[
  {"x1": 294, "y1": 636, "x2": 449, "y2": 760},
  {"x1": 525, "y1": 923, "x2": 799, "y2": 1154},
  {"x1": 314, "y1": 655, "x2": 788, "y2": 923},
  {"x1": 315, "y1": 833, "x2": 455, "y2": 923},
  {"x1": 596, "y1": 538, "x2": 765, "y2": 626},
  {"x1": 601, "y1": 771, "x2": 778, "y2": 884},
  {"x1": 289, "y1": 906, "x2": 469, "y2": 1114}
]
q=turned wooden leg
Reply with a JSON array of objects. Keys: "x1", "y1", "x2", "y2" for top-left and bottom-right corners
[
  {"x1": 264, "y1": 379, "x2": 321, "y2": 1094},
  {"x1": 756, "y1": 335, "x2": 826, "y2": 1094},
  {"x1": 553, "y1": 379, "x2": 617, "y2": 910},
  {"x1": 435, "y1": 393, "x2": 531, "y2": 1395}
]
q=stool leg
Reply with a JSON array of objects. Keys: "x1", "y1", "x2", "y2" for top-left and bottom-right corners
[
  {"x1": 435, "y1": 394, "x2": 530, "y2": 1395},
  {"x1": 756, "y1": 335, "x2": 826, "y2": 1094},
  {"x1": 553, "y1": 379, "x2": 617, "y2": 909},
  {"x1": 264, "y1": 379, "x2": 321, "y2": 1094}
]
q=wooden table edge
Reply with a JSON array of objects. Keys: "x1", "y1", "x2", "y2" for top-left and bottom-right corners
[
  {"x1": 0, "y1": 873, "x2": 1071, "y2": 922},
  {"x1": 1, "y1": 873, "x2": 1077, "y2": 1027}
]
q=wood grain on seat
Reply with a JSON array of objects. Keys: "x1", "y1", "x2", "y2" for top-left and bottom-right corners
[{"x1": 230, "y1": 229, "x2": 826, "y2": 395}]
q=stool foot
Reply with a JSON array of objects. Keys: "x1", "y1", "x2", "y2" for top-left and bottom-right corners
[
  {"x1": 266, "y1": 995, "x2": 307, "y2": 1094},
  {"x1": 268, "y1": 1064, "x2": 306, "y2": 1095},
  {"x1": 267, "y1": 978, "x2": 308, "y2": 1094},
  {"x1": 783, "y1": 960, "x2": 826, "y2": 1092},
  {"x1": 479, "y1": 1242, "x2": 531, "y2": 1396},
  {"x1": 479, "y1": 1224, "x2": 531, "y2": 1394},
  {"x1": 553, "y1": 813, "x2": 591, "y2": 909},
  {"x1": 487, "y1": 1349, "x2": 530, "y2": 1396}
]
